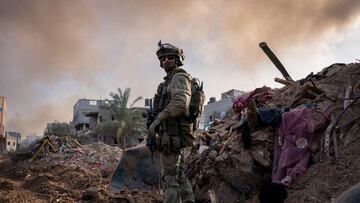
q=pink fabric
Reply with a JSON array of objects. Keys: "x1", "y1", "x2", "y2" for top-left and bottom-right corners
[
  {"x1": 272, "y1": 104, "x2": 334, "y2": 186},
  {"x1": 272, "y1": 108, "x2": 315, "y2": 186}
]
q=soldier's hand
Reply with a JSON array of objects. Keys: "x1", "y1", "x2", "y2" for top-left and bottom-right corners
[{"x1": 149, "y1": 119, "x2": 161, "y2": 138}]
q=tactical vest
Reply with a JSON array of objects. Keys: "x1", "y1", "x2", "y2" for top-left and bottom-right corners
[{"x1": 154, "y1": 68, "x2": 204, "y2": 153}]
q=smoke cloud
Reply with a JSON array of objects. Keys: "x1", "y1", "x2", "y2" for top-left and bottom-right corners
[{"x1": 0, "y1": 0, "x2": 359, "y2": 136}]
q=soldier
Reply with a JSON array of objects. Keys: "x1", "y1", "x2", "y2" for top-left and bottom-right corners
[{"x1": 149, "y1": 41, "x2": 195, "y2": 203}]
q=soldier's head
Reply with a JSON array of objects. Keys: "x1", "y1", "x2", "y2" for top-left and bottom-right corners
[{"x1": 156, "y1": 40, "x2": 184, "y2": 72}]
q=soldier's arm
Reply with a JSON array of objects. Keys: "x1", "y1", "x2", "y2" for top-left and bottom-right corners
[{"x1": 157, "y1": 74, "x2": 191, "y2": 121}]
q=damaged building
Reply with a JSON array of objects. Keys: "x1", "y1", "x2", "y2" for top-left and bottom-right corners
[
  {"x1": 5, "y1": 131, "x2": 20, "y2": 152},
  {"x1": 72, "y1": 99, "x2": 112, "y2": 134},
  {"x1": 72, "y1": 98, "x2": 146, "y2": 147},
  {"x1": 200, "y1": 89, "x2": 245, "y2": 129}
]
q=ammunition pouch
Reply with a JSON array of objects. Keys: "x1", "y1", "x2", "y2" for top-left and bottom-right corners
[
  {"x1": 158, "y1": 118, "x2": 194, "y2": 153},
  {"x1": 153, "y1": 93, "x2": 161, "y2": 115}
]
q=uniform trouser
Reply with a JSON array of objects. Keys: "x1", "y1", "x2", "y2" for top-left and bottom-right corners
[{"x1": 161, "y1": 150, "x2": 195, "y2": 203}]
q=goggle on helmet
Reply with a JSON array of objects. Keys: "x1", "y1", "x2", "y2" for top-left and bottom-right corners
[{"x1": 156, "y1": 40, "x2": 184, "y2": 66}]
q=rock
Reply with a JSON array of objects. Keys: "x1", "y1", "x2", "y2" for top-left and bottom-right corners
[
  {"x1": 205, "y1": 167, "x2": 217, "y2": 177},
  {"x1": 203, "y1": 158, "x2": 213, "y2": 168},
  {"x1": 215, "y1": 151, "x2": 229, "y2": 162},
  {"x1": 198, "y1": 145, "x2": 209, "y2": 154},
  {"x1": 0, "y1": 179, "x2": 14, "y2": 190},
  {"x1": 208, "y1": 132, "x2": 219, "y2": 141},
  {"x1": 250, "y1": 149, "x2": 270, "y2": 167},
  {"x1": 208, "y1": 128, "x2": 216, "y2": 134},
  {"x1": 127, "y1": 194, "x2": 136, "y2": 203},
  {"x1": 219, "y1": 130, "x2": 229, "y2": 137},
  {"x1": 217, "y1": 159, "x2": 261, "y2": 196},
  {"x1": 208, "y1": 150, "x2": 218, "y2": 161},
  {"x1": 231, "y1": 151, "x2": 252, "y2": 164},
  {"x1": 251, "y1": 130, "x2": 268, "y2": 143},
  {"x1": 214, "y1": 143, "x2": 223, "y2": 151},
  {"x1": 82, "y1": 187, "x2": 99, "y2": 200}
]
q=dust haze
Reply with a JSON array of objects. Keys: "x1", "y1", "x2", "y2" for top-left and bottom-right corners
[{"x1": 0, "y1": 0, "x2": 359, "y2": 135}]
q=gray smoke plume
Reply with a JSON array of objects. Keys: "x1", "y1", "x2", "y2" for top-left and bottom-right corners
[{"x1": 0, "y1": 0, "x2": 359, "y2": 136}]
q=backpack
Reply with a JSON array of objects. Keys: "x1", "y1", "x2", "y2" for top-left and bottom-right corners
[
  {"x1": 173, "y1": 69, "x2": 205, "y2": 131},
  {"x1": 188, "y1": 77, "x2": 205, "y2": 131}
]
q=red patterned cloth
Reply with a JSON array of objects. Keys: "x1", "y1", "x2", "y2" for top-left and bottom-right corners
[{"x1": 232, "y1": 86, "x2": 272, "y2": 113}]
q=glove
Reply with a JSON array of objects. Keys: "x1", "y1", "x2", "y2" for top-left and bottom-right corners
[{"x1": 149, "y1": 118, "x2": 161, "y2": 138}]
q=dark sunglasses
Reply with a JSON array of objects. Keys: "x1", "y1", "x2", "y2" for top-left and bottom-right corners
[{"x1": 160, "y1": 55, "x2": 176, "y2": 61}]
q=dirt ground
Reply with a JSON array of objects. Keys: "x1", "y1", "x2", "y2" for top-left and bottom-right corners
[
  {"x1": 286, "y1": 135, "x2": 360, "y2": 202},
  {"x1": 0, "y1": 145, "x2": 162, "y2": 203}
]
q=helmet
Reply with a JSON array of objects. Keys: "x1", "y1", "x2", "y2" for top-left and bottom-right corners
[{"x1": 156, "y1": 40, "x2": 184, "y2": 66}]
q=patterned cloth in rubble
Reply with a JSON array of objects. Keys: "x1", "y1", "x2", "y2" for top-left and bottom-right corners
[
  {"x1": 272, "y1": 104, "x2": 334, "y2": 187},
  {"x1": 232, "y1": 86, "x2": 272, "y2": 113}
]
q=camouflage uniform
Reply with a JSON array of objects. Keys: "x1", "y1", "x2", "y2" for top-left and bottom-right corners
[
  {"x1": 155, "y1": 67, "x2": 195, "y2": 203},
  {"x1": 150, "y1": 41, "x2": 195, "y2": 203}
]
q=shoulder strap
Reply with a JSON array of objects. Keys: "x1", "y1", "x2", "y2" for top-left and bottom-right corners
[{"x1": 173, "y1": 68, "x2": 191, "y2": 81}]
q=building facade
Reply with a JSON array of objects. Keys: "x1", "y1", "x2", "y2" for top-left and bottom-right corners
[
  {"x1": 199, "y1": 89, "x2": 245, "y2": 129},
  {"x1": 72, "y1": 99, "x2": 111, "y2": 132},
  {"x1": 72, "y1": 98, "x2": 115, "y2": 145},
  {"x1": 5, "y1": 132, "x2": 18, "y2": 152},
  {"x1": 0, "y1": 97, "x2": 7, "y2": 154}
]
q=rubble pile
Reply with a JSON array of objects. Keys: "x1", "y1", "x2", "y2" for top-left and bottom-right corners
[
  {"x1": 187, "y1": 119, "x2": 276, "y2": 202},
  {"x1": 186, "y1": 63, "x2": 360, "y2": 202},
  {"x1": 0, "y1": 138, "x2": 162, "y2": 203},
  {"x1": 62, "y1": 142, "x2": 123, "y2": 179}
]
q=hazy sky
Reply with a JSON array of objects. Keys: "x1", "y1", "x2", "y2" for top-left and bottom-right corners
[{"x1": 1, "y1": 0, "x2": 360, "y2": 136}]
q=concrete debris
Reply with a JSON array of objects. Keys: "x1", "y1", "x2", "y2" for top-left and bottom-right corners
[
  {"x1": 187, "y1": 63, "x2": 360, "y2": 202},
  {"x1": 0, "y1": 137, "x2": 162, "y2": 202}
]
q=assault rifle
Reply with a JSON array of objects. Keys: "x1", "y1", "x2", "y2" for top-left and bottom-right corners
[{"x1": 146, "y1": 99, "x2": 157, "y2": 163}]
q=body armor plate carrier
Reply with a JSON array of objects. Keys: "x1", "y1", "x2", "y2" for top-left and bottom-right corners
[{"x1": 154, "y1": 68, "x2": 205, "y2": 153}]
